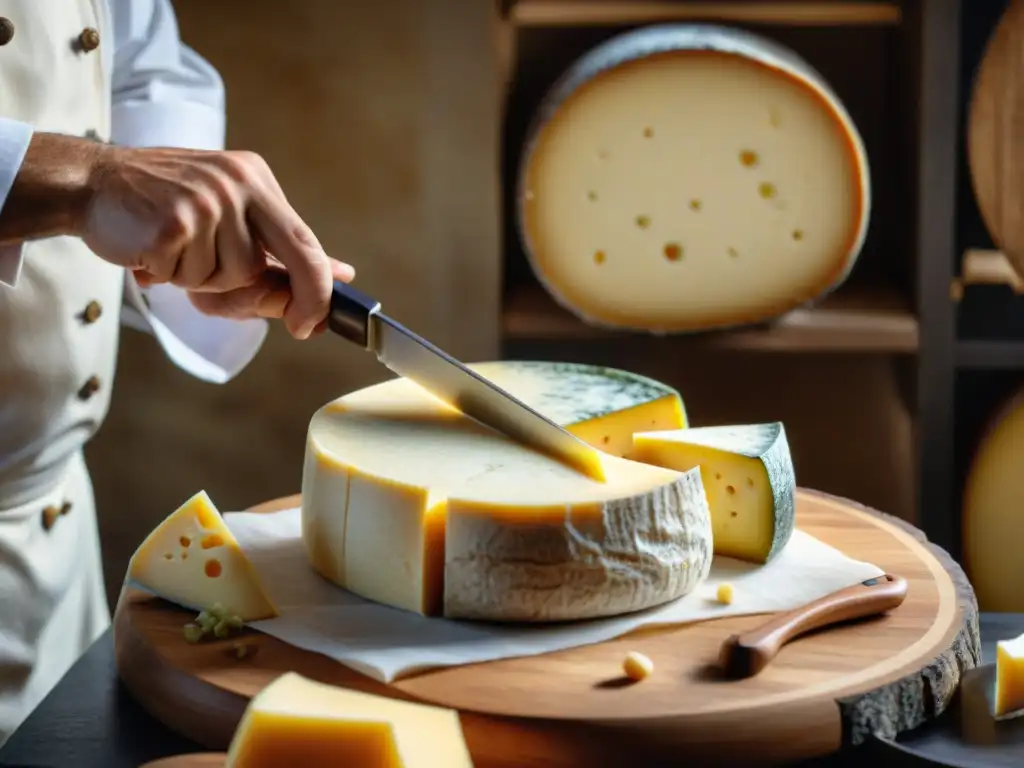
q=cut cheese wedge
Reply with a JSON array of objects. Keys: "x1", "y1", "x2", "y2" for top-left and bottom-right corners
[
  {"x1": 467, "y1": 360, "x2": 686, "y2": 457},
  {"x1": 301, "y1": 373, "x2": 712, "y2": 622},
  {"x1": 518, "y1": 24, "x2": 870, "y2": 333},
  {"x1": 995, "y1": 632, "x2": 1024, "y2": 718},
  {"x1": 631, "y1": 423, "x2": 795, "y2": 564},
  {"x1": 225, "y1": 672, "x2": 473, "y2": 767},
  {"x1": 128, "y1": 490, "x2": 278, "y2": 621}
]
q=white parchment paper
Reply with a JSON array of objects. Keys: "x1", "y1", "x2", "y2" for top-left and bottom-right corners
[{"x1": 131, "y1": 507, "x2": 883, "y2": 683}]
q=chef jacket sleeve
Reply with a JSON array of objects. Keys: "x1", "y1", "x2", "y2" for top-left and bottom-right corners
[
  {"x1": 111, "y1": 0, "x2": 268, "y2": 384},
  {"x1": 0, "y1": 118, "x2": 34, "y2": 288}
]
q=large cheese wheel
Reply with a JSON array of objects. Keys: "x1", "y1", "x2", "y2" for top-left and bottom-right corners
[
  {"x1": 518, "y1": 24, "x2": 871, "y2": 334},
  {"x1": 301, "y1": 361, "x2": 711, "y2": 622},
  {"x1": 963, "y1": 389, "x2": 1024, "y2": 612}
]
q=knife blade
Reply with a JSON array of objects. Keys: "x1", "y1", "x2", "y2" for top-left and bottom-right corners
[{"x1": 325, "y1": 280, "x2": 606, "y2": 482}]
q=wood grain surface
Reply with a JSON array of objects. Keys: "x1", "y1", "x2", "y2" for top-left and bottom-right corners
[
  {"x1": 139, "y1": 755, "x2": 226, "y2": 768},
  {"x1": 113, "y1": 489, "x2": 979, "y2": 767},
  {"x1": 967, "y1": 0, "x2": 1024, "y2": 283}
]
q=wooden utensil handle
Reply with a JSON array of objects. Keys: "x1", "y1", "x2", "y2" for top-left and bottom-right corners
[
  {"x1": 327, "y1": 280, "x2": 381, "y2": 348},
  {"x1": 719, "y1": 573, "x2": 908, "y2": 678}
]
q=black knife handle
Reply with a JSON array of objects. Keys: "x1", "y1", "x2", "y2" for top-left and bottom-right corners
[{"x1": 328, "y1": 281, "x2": 381, "y2": 348}]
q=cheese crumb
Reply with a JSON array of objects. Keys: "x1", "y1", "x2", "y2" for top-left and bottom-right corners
[
  {"x1": 717, "y1": 582, "x2": 735, "y2": 605},
  {"x1": 622, "y1": 651, "x2": 654, "y2": 681}
]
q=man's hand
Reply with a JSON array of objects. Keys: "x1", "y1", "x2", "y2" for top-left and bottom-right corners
[{"x1": 0, "y1": 133, "x2": 354, "y2": 339}]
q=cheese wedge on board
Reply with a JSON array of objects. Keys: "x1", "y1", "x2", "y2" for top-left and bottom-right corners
[
  {"x1": 468, "y1": 360, "x2": 686, "y2": 457},
  {"x1": 301, "y1": 372, "x2": 712, "y2": 622},
  {"x1": 995, "y1": 632, "x2": 1024, "y2": 718},
  {"x1": 225, "y1": 672, "x2": 473, "y2": 767},
  {"x1": 631, "y1": 423, "x2": 795, "y2": 564},
  {"x1": 518, "y1": 24, "x2": 870, "y2": 334},
  {"x1": 963, "y1": 389, "x2": 1024, "y2": 612},
  {"x1": 128, "y1": 490, "x2": 277, "y2": 621}
]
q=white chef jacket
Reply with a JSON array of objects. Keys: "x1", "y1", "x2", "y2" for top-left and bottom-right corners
[
  {"x1": 0, "y1": 0, "x2": 268, "y2": 744},
  {"x1": 0, "y1": 0, "x2": 268, "y2": 386}
]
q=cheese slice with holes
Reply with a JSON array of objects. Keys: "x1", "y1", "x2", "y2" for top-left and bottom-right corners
[
  {"x1": 631, "y1": 423, "x2": 795, "y2": 563},
  {"x1": 225, "y1": 672, "x2": 473, "y2": 767},
  {"x1": 128, "y1": 490, "x2": 278, "y2": 621},
  {"x1": 301, "y1": 371, "x2": 712, "y2": 622},
  {"x1": 518, "y1": 24, "x2": 870, "y2": 333},
  {"x1": 467, "y1": 360, "x2": 686, "y2": 456}
]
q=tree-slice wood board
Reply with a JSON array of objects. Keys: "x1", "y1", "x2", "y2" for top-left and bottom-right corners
[
  {"x1": 968, "y1": 0, "x2": 1024, "y2": 282},
  {"x1": 113, "y1": 489, "x2": 979, "y2": 767}
]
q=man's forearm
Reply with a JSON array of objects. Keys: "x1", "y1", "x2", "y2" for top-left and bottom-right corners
[{"x1": 0, "y1": 133, "x2": 104, "y2": 245}]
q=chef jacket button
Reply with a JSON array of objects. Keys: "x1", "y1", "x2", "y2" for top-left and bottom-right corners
[
  {"x1": 78, "y1": 27, "x2": 100, "y2": 53},
  {"x1": 82, "y1": 300, "x2": 102, "y2": 324},
  {"x1": 83, "y1": 129, "x2": 101, "y2": 142},
  {"x1": 41, "y1": 505, "x2": 60, "y2": 531},
  {"x1": 0, "y1": 18, "x2": 14, "y2": 46},
  {"x1": 78, "y1": 375, "x2": 101, "y2": 401},
  {"x1": 60, "y1": 500, "x2": 73, "y2": 516}
]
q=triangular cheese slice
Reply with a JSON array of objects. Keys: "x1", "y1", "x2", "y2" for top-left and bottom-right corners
[
  {"x1": 128, "y1": 490, "x2": 278, "y2": 621},
  {"x1": 226, "y1": 672, "x2": 474, "y2": 767}
]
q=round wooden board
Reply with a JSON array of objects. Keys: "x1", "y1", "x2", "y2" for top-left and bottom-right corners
[
  {"x1": 968, "y1": 0, "x2": 1024, "y2": 281},
  {"x1": 114, "y1": 489, "x2": 979, "y2": 767}
]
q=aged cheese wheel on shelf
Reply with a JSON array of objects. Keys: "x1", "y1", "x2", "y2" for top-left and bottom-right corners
[
  {"x1": 518, "y1": 24, "x2": 871, "y2": 334},
  {"x1": 963, "y1": 389, "x2": 1024, "y2": 612},
  {"x1": 301, "y1": 361, "x2": 712, "y2": 622},
  {"x1": 632, "y1": 422, "x2": 796, "y2": 564}
]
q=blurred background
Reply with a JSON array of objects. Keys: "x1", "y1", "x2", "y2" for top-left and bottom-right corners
[{"x1": 88, "y1": 0, "x2": 1024, "y2": 616}]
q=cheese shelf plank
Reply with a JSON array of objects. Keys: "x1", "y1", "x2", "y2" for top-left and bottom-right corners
[
  {"x1": 508, "y1": 1, "x2": 903, "y2": 27},
  {"x1": 114, "y1": 489, "x2": 977, "y2": 767},
  {"x1": 503, "y1": 282, "x2": 920, "y2": 353}
]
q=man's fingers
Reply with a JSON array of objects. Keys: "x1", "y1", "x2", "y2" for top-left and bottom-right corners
[
  {"x1": 246, "y1": 190, "x2": 331, "y2": 340},
  {"x1": 188, "y1": 270, "x2": 291, "y2": 320}
]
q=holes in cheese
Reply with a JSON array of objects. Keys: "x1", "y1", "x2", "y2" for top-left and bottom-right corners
[
  {"x1": 518, "y1": 25, "x2": 870, "y2": 334},
  {"x1": 128, "y1": 490, "x2": 278, "y2": 622},
  {"x1": 631, "y1": 423, "x2": 796, "y2": 564},
  {"x1": 225, "y1": 672, "x2": 474, "y2": 767},
  {"x1": 301, "y1": 366, "x2": 712, "y2": 622},
  {"x1": 995, "y1": 633, "x2": 1024, "y2": 718}
]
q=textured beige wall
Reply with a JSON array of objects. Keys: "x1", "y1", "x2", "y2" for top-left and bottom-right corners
[{"x1": 89, "y1": 0, "x2": 503, "y2": 604}]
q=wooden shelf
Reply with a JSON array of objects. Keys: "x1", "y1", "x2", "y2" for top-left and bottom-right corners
[
  {"x1": 503, "y1": 283, "x2": 919, "y2": 352},
  {"x1": 509, "y1": 1, "x2": 902, "y2": 27},
  {"x1": 956, "y1": 340, "x2": 1024, "y2": 369}
]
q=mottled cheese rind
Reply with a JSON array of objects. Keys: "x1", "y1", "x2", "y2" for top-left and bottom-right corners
[
  {"x1": 631, "y1": 422, "x2": 795, "y2": 563},
  {"x1": 301, "y1": 371, "x2": 713, "y2": 622},
  {"x1": 225, "y1": 672, "x2": 474, "y2": 767},
  {"x1": 467, "y1": 360, "x2": 687, "y2": 457},
  {"x1": 518, "y1": 24, "x2": 870, "y2": 334},
  {"x1": 443, "y1": 465, "x2": 712, "y2": 621},
  {"x1": 995, "y1": 632, "x2": 1024, "y2": 718},
  {"x1": 128, "y1": 490, "x2": 278, "y2": 622},
  {"x1": 963, "y1": 390, "x2": 1024, "y2": 612}
]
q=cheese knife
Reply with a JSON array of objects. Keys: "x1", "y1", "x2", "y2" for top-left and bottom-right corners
[
  {"x1": 718, "y1": 573, "x2": 908, "y2": 678},
  {"x1": 325, "y1": 280, "x2": 606, "y2": 482}
]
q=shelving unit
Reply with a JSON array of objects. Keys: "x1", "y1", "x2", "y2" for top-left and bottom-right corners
[
  {"x1": 509, "y1": 1, "x2": 903, "y2": 26},
  {"x1": 494, "y1": 0, "x2": 967, "y2": 558},
  {"x1": 504, "y1": 283, "x2": 919, "y2": 353}
]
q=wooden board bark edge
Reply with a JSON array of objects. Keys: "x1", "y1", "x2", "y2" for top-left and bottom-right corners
[{"x1": 801, "y1": 489, "x2": 983, "y2": 746}]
